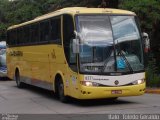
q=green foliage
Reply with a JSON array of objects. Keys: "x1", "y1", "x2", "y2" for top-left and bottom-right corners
[
  {"x1": 0, "y1": 0, "x2": 119, "y2": 41},
  {"x1": 0, "y1": 0, "x2": 10, "y2": 40},
  {"x1": 5, "y1": 0, "x2": 42, "y2": 24},
  {"x1": 0, "y1": 23, "x2": 7, "y2": 40},
  {"x1": 0, "y1": 23, "x2": 7, "y2": 32},
  {"x1": 0, "y1": 0, "x2": 44, "y2": 41},
  {"x1": 146, "y1": 53, "x2": 160, "y2": 87},
  {"x1": 119, "y1": 0, "x2": 160, "y2": 32}
]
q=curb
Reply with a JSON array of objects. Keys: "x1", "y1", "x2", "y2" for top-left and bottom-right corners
[{"x1": 145, "y1": 89, "x2": 160, "y2": 94}]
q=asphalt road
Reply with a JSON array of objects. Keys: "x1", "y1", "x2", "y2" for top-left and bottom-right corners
[{"x1": 0, "y1": 80, "x2": 160, "y2": 115}]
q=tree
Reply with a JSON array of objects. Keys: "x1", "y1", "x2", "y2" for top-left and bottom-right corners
[
  {"x1": 0, "y1": 0, "x2": 10, "y2": 40},
  {"x1": 119, "y1": 0, "x2": 160, "y2": 48},
  {"x1": 0, "y1": 0, "x2": 43, "y2": 41},
  {"x1": 0, "y1": 0, "x2": 121, "y2": 41}
]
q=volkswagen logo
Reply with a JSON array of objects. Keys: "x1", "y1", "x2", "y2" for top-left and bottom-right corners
[{"x1": 114, "y1": 80, "x2": 119, "y2": 85}]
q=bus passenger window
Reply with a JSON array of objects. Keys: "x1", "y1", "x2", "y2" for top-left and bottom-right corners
[
  {"x1": 7, "y1": 30, "x2": 13, "y2": 46},
  {"x1": 17, "y1": 28, "x2": 21, "y2": 45},
  {"x1": 9, "y1": 29, "x2": 17, "y2": 45},
  {"x1": 6, "y1": 31, "x2": 10, "y2": 46},
  {"x1": 30, "y1": 23, "x2": 40, "y2": 43},
  {"x1": 40, "y1": 21, "x2": 50, "y2": 42},
  {"x1": 23, "y1": 26, "x2": 30, "y2": 44},
  {"x1": 50, "y1": 18, "x2": 61, "y2": 43},
  {"x1": 19, "y1": 28, "x2": 23, "y2": 45}
]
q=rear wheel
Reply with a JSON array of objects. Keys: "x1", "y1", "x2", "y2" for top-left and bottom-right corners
[
  {"x1": 15, "y1": 70, "x2": 24, "y2": 88},
  {"x1": 57, "y1": 78, "x2": 68, "y2": 103}
]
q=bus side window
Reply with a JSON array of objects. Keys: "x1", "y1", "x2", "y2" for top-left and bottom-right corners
[
  {"x1": 50, "y1": 18, "x2": 61, "y2": 44},
  {"x1": 17, "y1": 28, "x2": 21, "y2": 45},
  {"x1": 23, "y1": 26, "x2": 30, "y2": 45},
  {"x1": 63, "y1": 14, "x2": 77, "y2": 72},
  {"x1": 19, "y1": 28, "x2": 23, "y2": 45},
  {"x1": 40, "y1": 21, "x2": 50, "y2": 42},
  {"x1": 7, "y1": 30, "x2": 12, "y2": 46},
  {"x1": 12, "y1": 29, "x2": 17, "y2": 45},
  {"x1": 8, "y1": 29, "x2": 17, "y2": 46},
  {"x1": 30, "y1": 23, "x2": 40, "y2": 43}
]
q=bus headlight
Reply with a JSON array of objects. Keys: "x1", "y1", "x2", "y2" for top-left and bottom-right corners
[
  {"x1": 80, "y1": 81, "x2": 100, "y2": 87},
  {"x1": 132, "y1": 79, "x2": 145, "y2": 85}
]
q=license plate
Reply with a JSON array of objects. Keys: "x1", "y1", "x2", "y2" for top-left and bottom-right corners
[{"x1": 111, "y1": 90, "x2": 122, "y2": 94}]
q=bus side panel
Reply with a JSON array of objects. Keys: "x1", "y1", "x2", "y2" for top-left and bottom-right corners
[{"x1": 7, "y1": 44, "x2": 70, "y2": 91}]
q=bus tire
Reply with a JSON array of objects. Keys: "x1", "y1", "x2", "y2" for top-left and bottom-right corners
[
  {"x1": 15, "y1": 70, "x2": 24, "y2": 88},
  {"x1": 108, "y1": 97, "x2": 118, "y2": 101},
  {"x1": 57, "y1": 78, "x2": 68, "y2": 103}
]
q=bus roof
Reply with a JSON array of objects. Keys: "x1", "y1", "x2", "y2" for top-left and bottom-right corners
[{"x1": 8, "y1": 7, "x2": 135, "y2": 30}]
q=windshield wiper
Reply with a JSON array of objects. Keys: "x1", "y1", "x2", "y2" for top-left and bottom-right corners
[
  {"x1": 101, "y1": 49, "x2": 134, "y2": 73},
  {"x1": 118, "y1": 51, "x2": 134, "y2": 73}
]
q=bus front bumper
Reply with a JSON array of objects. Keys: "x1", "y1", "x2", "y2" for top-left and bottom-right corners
[{"x1": 78, "y1": 83, "x2": 145, "y2": 99}]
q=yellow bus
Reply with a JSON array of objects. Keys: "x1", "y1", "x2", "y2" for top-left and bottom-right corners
[{"x1": 7, "y1": 7, "x2": 145, "y2": 102}]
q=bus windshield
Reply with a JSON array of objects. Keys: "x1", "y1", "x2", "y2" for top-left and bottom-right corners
[{"x1": 76, "y1": 15, "x2": 144, "y2": 74}]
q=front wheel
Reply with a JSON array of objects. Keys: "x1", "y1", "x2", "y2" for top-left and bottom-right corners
[{"x1": 57, "y1": 79, "x2": 68, "y2": 103}]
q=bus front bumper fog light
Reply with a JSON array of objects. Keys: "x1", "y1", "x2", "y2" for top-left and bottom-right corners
[
  {"x1": 132, "y1": 79, "x2": 145, "y2": 85},
  {"x1": 80, "y1": 81, "x2": 100, "y2": 87}
]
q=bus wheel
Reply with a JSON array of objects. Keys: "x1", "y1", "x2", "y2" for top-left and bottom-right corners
[
  {"x1": 108, "y1": 97, "x2": 118, "y2": 101},
  {"x1": 15, "y1": 70, "x2": 24, "y2": 88},
  {"x1": 57, "y1": 79, "x2": 68, "y2": 103}
]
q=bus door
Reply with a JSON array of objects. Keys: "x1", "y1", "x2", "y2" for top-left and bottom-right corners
[{"x1": 63, "y1": 14, "x2": 79, "y2": 96}]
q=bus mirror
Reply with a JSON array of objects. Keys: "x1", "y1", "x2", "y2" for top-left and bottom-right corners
[
  {"x1": 142, "y1": 32, "x2": 148, "y2": 41},
  {"x1": 72, "y1": 39, "x2": 79, "y2": 53},
  {"x1": 74, "y1": 31, "x2": 78, "y2": 38},
  {"x1": 142, "y1": 32, "x2": 150, "y2": 53}
]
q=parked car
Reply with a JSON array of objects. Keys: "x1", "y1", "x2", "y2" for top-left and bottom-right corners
[
  {"x1": 0, "y1": 41, "x2": 7, "y2": 78},
  {"x1": 0, "y1": 49, "x2": 7, "y2": 77}
]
